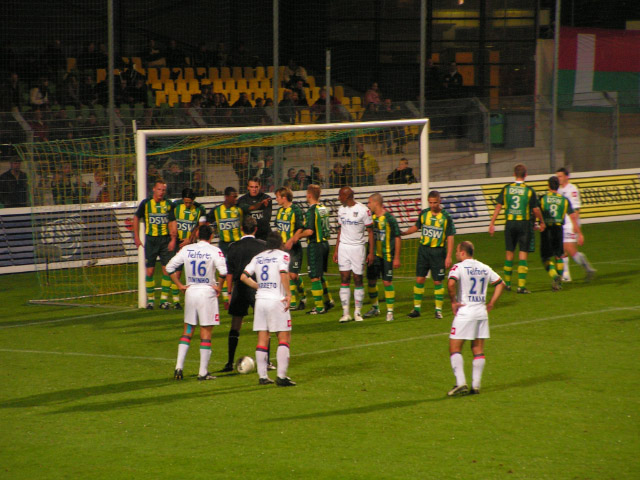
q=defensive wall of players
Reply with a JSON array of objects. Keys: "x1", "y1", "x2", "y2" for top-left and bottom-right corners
[{"x1": 1, "y1": 167, "x2": 639, "y2": 276}]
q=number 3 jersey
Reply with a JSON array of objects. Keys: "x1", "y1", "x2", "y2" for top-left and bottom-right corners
[
  {"x1": 243, "y1": 249, "x2": 290, "y2": 300},
  {"x1": 166, "y1": 241, "x2": 228, "y2": 288},
  {"x1": 448, "y1": 259, "x2": 501, "y2": 319}
]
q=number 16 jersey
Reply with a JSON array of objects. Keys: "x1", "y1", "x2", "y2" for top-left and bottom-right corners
[
  {"x1": 448, "y1": 258, "x2": 501, "y2": 319},
  {"x1": 166, "y1": 241, "x2": 228, "y2": 288}
]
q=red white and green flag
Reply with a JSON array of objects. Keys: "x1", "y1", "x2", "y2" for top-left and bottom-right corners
[{"x1": 559, "y1": 27, "x2": 640, "y2": 111}]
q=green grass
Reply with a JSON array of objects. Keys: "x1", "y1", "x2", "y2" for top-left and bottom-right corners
[{"x1": 1, "y1": 222, "x2": 639, "y2": 479}]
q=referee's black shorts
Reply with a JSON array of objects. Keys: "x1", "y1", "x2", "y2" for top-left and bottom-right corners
[{"x1": 228, "y1": 282, "x2": 256, "y2": 317}]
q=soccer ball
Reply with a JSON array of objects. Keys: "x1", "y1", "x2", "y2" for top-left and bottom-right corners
[{"x1": 235, "y1": 356, "x2": 255, "y2": 374}]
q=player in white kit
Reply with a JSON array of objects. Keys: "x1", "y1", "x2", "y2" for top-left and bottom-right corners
[
  {"x1": 446, "y1": 241, "x2": 505, "y2": 396},
  {"x1": 241, "y1": 231, "x2": 296, "y2": 386},
  {"x1": 556, "y1": 168, "x2": 596, "y2": 282},
  {"x1": 333, "y1": 186, "x2": 375, "y2": 323},
  {"x1": 166, "y1": 225, "x2": 228, "y2": 381}
]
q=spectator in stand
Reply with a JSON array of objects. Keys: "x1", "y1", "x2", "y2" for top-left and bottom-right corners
[
  {"x1": 291, "y1": 80, "x2": 309, "y2": 107},
  {"x1": 233, "y1": 151, "x2": 250, "y2": 193},
  {"x1": 329, "y1": 162, "x2": 348, "y2": 189},
  {"x1": 350, "y1": 141, "x2": 379, "y2": 187},
  {"x1": 30, "y1": 78, "x2": 51, "y2": 109},
  {"x1": 194, "y1": 43, "x2": 214, "y2": 68},
  {"x1": 296, "y1": 169, "x2": 310, "y2": 190},
  {"x1": 283, "y1": 59, "x2": 308, "y2": 88},
  {"x1": 279, "y1": 90, "x2": 297, "y2": 124},
  {"x1": 79, "y1": 74, "x2": 98, "y2": 106},
  {"x1": 186, "y1": 94, "x2": 207, "y2": 127},
  {"x1": 29, "y1": 109, "x2": 49, "y2": 142},
  {"x1": 364, "y1": 82, "x2": 382, "y2": 108},
  {"x1": 166, "y1": 39, "x2": 186, "y2": 67},
  {"x1": 443, "y1": 61, "x2": 463, "y2": 98},
  {"x1": 209, "y1": 92, "x2": 231, "y2": 125},
  {"x1": 377, "y1": 98, "x2": 406, "y2": 154},
  {"x1": 0, "y1": 156, "x2": 29, "y2": 208},
  {"x1": 232, "y1": 92, "x2": 253, "y2": 125},
  {"x1": 260, "y1": 154, "x2": 275, "y2": 192},
  {"x1": 164, "y1": 161, "x2": 190, "y2": 198},
  {"x1": 97, "y1": 43, "x2": 110, "y2": 68},
  {"x1": 85, "y1": 168, "x2": 110, "y2": 203},
  {"x1": 142, "y1": 39, "x2": 166, "y2": 68},
  {"x1": 117, "y1": 166, "x2": 137, "y2": 201},
  {"x1": 2, "y1": 72, "x2": 21, "y2": 111},
  {"x1": 230, "y1": 42, "x2": 257, "y2": 68},
  {"x1": 426, "y1": 59, "x2": 442, "y2": 100},
  {"x1": 50, "y1": 109, "x2": 75, "y2": 141},
  {"x1": 214, "y1": 42, "x2": 228, "y2": 68},
  {"x1": 147, "y1": 162, "x2": 161, "y2": 193},
  {"x1": 361, "y1": 102, "x2": 378, "y2": 122},
  {"x1": 78, "y1": 42, "x2": 102, "y2": 72},
  {"x1": 62, "y1": 74, "x2": 82, "y2": 108},
  {"x1": 283, "y1": 167, "x2": 300, "y2": 191},
  {"x1": 191, "y1": 169, "x2": 216, "y2": 197},
  {"x1": 387, "y1": 157, "x2": 417, "y2": 185},
  {"x1": 251, "y1": 97, "x2": 270, "y2": 125},
  {"x1": 309, "y1": 166, "x2": 325, "y2": 187},
  {"x1": 126, "y1": 76, "x2": 150, "y2": 107},
  {"x1": 311, "y1": 88, "x2": 343, "y2": 121},
  {"x1": 81, "y1": 113, "x2": 104, "y2": 138},
  {"x1": 52, "y1": 161, "x2": 82, "y2": 205},
  {"x1": 45, "y1": 39, "x2": 66, "y2": 76}
]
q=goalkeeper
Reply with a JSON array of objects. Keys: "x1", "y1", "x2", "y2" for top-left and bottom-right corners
[{"x1": 133, "y1": 179, "x2": 179, "y2": 310}]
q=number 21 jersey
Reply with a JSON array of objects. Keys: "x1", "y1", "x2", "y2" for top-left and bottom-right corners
[{"x1": 448, "y1": 259, "x2": 501, "y2": 319}]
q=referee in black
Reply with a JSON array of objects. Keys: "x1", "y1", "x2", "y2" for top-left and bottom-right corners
[{"x1": 220, "y1": 216, "x2": 269, "y2": 372}]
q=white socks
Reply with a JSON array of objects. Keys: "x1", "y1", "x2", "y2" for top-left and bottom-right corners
[
  {"x1": 450, "y1": 352, "x2": 466, "y2": 386},
  {"x1": 354, "y1": 287, "x2": 365, "y2": 313},
  {"x1": 340, "y1": 285, "x2": 350, "y2": 315},
  {"x1": 176, "y1": 343, "x2": 189, "y2": 370},
  {"x1": 256, "y1": 348, "x2": 269, "y2": 379},
  {"x1": 472, "y1": 355, "x2": 486, "y2": 390},
  {"x1": 277, "y1": 343, "x2": 290, "y2": 379}
]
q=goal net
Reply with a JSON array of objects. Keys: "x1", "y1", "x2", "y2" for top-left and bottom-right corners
[{"x1": 16, "y1": 119, "x2": 429, "y2": 307}]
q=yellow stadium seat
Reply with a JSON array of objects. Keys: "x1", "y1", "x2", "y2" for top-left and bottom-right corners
[
  {"x1": 121, "y1": 57, "x2": 130, "y2": 65},
  {"x1": 151, "y1": 81, "x2": 163, "y2": 90},
  {"x1": 172, "y1": 67, "x2": 183, "y2": 79},
  {"x1": 341, "y1": 97, "x2": 351, "y2": 107},
  {"x1": 155, "y1": 91, "x2": 166, "y2": 106},
  {"x1": 266, "y1": 66, "x2": 274, "y2": 78},
  {"x1": 236, "y1": 79, "x2": 248, "y2": 91},
  {"x1": 200, "y1": 78, "x2": 212, "y2": 85},
  {"x1": 255, "y1": 66, "x2": 265, "y2": 79},
  {"x1": 160, "y1": 68, "x2": 171, "y2": 81},
  {"x1": 131, "y1": 57, "x2": 143, "y2": 72},
  {"x1": 196, "y1": 67, "x2": 207, "y2": 78},
  {"x1": 299, "y1": 109, "x2": 312, "y2": 124},
  {"x1": 167, "y1": 92, "x2": 179, "y2": 107},
  {"x1": 220, "y1": 67, "x2": 231, "y2": 79},
  {"x1": 163, "y1": 80, "x2": 176, "y2": 93},
  {"x1": 96, "y1": 69, "x2": 106, "y2": 84},
  {"x1": 334, "y1": 85, "x2": 345, "y2": 100},
  {"x1": 232, "y1": 67, "x2": 242, "y2": 79},
  {"x1": 228, "y1": 90, "x2": 240, "y2": 104},
  {"x1": 187, "y1": 79, "x2": 201, "y2": 94},
  {"x1": 351, "y1": 96, "x2": 361, "y2": 107},
  {"x1": 176, "y1": 80, "x2": 187, "y2": 93},
  {"x1": 146, "y1": 68, "x2": 159, "y2": 84},
  {"x1": 208, "y1": 67, "x2": 219, "y2": 80},
  {"x1": 243, "y1": 67, "x2": 254, "y2": 79},
  {"x1": 181, "y1": 93, "x2": 192, "y2": 104},
  {"x1": 248, "y1": 79, "x2": 261, "y2": 90},
  {"x1": 250, "y1": 89, "x2": 265, "y2": 101},
  {"x1": 306, "y1": 75, "x2": 316, "y2": 89},
  {"x1": 184, "y1": 68, "x2": 195, "y2": 81},
  {"x1": 66, "y1": 58, "x2": 76, "y2": 72}
]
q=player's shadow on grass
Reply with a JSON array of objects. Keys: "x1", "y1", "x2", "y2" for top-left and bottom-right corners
[
  {"x1": 484, "y1": 372, "x2": 569, "y2": 393},
  {"x1": 45, "y1": 384, "x2": 260, "y2": 414}
]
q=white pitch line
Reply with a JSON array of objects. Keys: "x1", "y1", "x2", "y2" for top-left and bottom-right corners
[
  {"x1": 0, "y1": 308, "x2": 136, "y2": 330},
  {"x1": 0, "y1": 305, "x2": 638, "y2": 363}
]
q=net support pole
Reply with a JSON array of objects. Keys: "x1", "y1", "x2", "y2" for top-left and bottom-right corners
[
  {"x1": 107, "y1": 0, "x2": 117, "y2": 200},
  {"x1": 135, "y1": 130, "x2": 148, "y2": 308},
  {"x1": 419, "y1": 0, "x2": 426, "y2": 117},
  {"x1": 419, "y1": 120, "x2": 429, "y2": 210},
  {"x1": 550, "y1": 0, "x2": 561, "y2": 172},
  {"x1": 272, "y1": 0, "x2": 284, "y2": 187}
]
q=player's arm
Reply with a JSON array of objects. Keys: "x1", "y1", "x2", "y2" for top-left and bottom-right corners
[
  {"x1": 393, "y1": 235, "x2": 401, "y2": 269},
  {"x1": 366, "y1": 225, "x2": 375, "y2": 265},
  {"x1": 332, "y1": 226, "x2": 341, "y2": 263},
  {"x1": 280, "y1": 271, "x2": 292, "y2": 311},
  {"x1": 213, "y1": 254, "x2": 228, "y2": 296},
  {"x1": 487, "y1": 279, "x2": 506, "y2": 312},
  {"x1": 401, "y1": 225, "x2": 418, "y2": 236},
  {"x1": 240, "y1": 272, "x2": 258, "y2": 290},
  {"x1": 133, "y1": 200, "x2": 146, "y2": 247},
  {"x1": 167, "y1": 204, "x2": 178, "y2": 251},
  {"x1": 445, "y1": 234, "x2": 454, "y2": 269},
  {"x1": 447, "y1": 276, "x2": 463, "y2": 316},
  {"x1": 488, "y1": 203, "x2": 502, "y2": 236},
  {"x1": 568, "y1": 212, "x2": 584, "y2": 246},
  {"x1": 166, "y1": 252, "x2": 187, "y2": 291}
]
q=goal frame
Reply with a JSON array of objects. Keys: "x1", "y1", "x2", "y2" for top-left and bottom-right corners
[{"x1": 134, "y1": 118, "x2": 430, "y2": 308}]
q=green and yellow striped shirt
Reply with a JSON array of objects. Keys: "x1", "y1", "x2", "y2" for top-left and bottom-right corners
[
  {"x1": 135, "y1": 197, "x2": 175, "y2": 237},
  {"x1": 304, "y1": 203, "x2": 331, "y2": 243},
  {"x1": 414, "y1": 208, "x2": 456, "y2": 247},
  {"x1": 496, "y1": 182, "x2": 538, "y2": 221},
  {"x1": 372, "y1": 212, "x2": 401, "y2": 261},
  {"x1": 275, "y1": 203, "x2": 304, "y2": 244},
  {"x1": 174, "y1": 199, "x2": 206, "y2": 241},
  {"x1": 208, "y1": 204, "x2": 244, "y2": 243},
  {"x1": 539, "y1": 192, "x2": 574, "y2": 226}
]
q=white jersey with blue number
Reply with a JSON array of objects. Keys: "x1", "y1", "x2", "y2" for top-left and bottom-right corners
[
  {"x1": 243, "y1": 249, "x2": 290, "y2": 300},
  {"x1": 166, "y1": 241, "x2": 228, "y2": 288},
  {"x1": 448, "y1": 259, "x2": 501, "y2": 319}
]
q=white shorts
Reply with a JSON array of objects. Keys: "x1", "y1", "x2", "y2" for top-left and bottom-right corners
[
  {"x1": 338, "y1": 243, "x2": 366, "y2": 275},
  {"x1": 449, "y1": 316, "x2": 490, "y2": 340},
  {"x1": 562, "y1": 216, "x2": 578, "y2": 243},
  {"x1": 253, "y1": 298, "x2": 292, "y2": 332},
  {"x1": 184, "y1": 287, "x2": 220, "y2": 326}
]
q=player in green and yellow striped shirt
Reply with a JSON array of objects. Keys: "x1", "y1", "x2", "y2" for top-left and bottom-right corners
[
  {"x1": 363, "y1": 193, "x2": 401, "y2": 322},
  {"x1": 538, "y1": 176, "x2": 583, "y2": 291},
  {"x1": 206, "y1": 186, "x2": 247, "y2": 303},
  {"x1": 174, "y1": 188, "x2": 207, "y2": 247},
  {"x1": 299, "y1": 184, "x2": 334, "y2": 314},
  {"x1": 133, "y1": 179, "x2": 178, "y2": 309},
  {"x1": 275, "y1": 186, "x2": 307, "y2": 310},
  {"x1": 489, "y1": 163, "x2": 545, "y2": 293},
  {"x1": 401, "y1": 190, "x2": 456, "y2": 319}
]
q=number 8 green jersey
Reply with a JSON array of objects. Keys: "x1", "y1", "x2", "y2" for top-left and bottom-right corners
[
  {"x1": 496, "y1": 182, "x2": 538, "y2": 221},
  {"x1": 539, "y1": 192, "x2": 574, "y2": 226}
]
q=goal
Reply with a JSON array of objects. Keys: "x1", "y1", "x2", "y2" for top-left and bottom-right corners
[{"x1": 17, "y1": 119, "x2": 429, "y2": 307}]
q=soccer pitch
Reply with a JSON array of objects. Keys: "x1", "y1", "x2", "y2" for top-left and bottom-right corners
[{"x1": 0, "y1": 222, "x2": 638, "y2": 479}]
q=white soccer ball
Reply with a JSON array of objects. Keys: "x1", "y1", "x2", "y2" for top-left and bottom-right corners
[{"x1": 236, "y1": 356, "x2": 256, "y2": 374}]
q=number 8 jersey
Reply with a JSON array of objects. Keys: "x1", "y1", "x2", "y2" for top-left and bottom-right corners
[
  {"x1": 448, "y1": 259, "x2": 501, "y2": 319},
  {"x1": 243, "y1": 249, "x2": 290, "y2": 300}
]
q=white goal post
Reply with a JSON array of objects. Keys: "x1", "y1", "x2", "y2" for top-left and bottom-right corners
[{"x1": 134, "y1": 118, "x2": 430, "y2": 308}]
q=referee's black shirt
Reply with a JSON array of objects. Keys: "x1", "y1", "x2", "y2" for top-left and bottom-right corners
[
  {"x1": 226, "y1": 235, "x2": 267, "y2": 283},
  {"x1": 237, "y1": 192, "x2": 273, "y2": 241}
]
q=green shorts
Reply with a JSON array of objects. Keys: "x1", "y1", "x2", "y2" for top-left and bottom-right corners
[
  {"x1": 367, "y1": 256, "x2": 394, "y2": 282},
  {"x1": 288, "y1": 243, "x2": 303, "y2": 274},
  {"x1": 145, "y1": 235, "x2": 175, "y2": 268},
  {"x1": 416, "y1": 245, "x2": 446, "y2": 281},
  {"x1": 504, "y1": 220, "x2": 531, "y2": 252},
  {"x1": 307, "y1": 241, "x2": 329, "y2": 279}
]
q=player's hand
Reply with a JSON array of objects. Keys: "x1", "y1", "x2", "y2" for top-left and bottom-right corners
[
  {"x1": 577, "y1": 233, "x2": 584, "y2": 247},
  {"x1": 168, "y1": 238, "x2": 176, "y2": 251},
  {"x1": 393, "y1": 258, "x2": 401, "y2": 269},
  {"x1": 367, "y1": 252, "x2": 375, "y2": 266},
  {"x1": 262, "y1": 198, "x2": 271, "y2": 207},
  {"x1": 538, "y1": 222, "x2": 546, "y2": 232},
  {"x1": 445, "y1": 257, "x2": 452, "y2": 269},
  {"x1": 224, "y1": 300, "x2": 230, "y2": 310},
  {"x1": 134, "y1": 238, "x2": 143, "y2": 248},
  {"x1": 212, "y1": 284, "x2": 221, "y2": 296},
  {"x1": 487, "y1": 302, "x2": 495, "y2": 312},
  {"x1": 284, "y1": 239, "x2": 294, "y2": 251},
  {"x1": 452, "y1": 301, "x2": 465, "y2": 315},
  {"x1": 179, "y1": 238, "x2": 189, "y2": 249},
  {"x1": 332, "y1": 250, "x2": 338, "y2": 263},
  {"x1": 533, "y1": 223, "x2": 541, "y2": 231},
  {"x1": 283, "y1": 295, "x2": 291, "y2": 312},
  {"x1": 488, "y1": 224, "x2": 495, "y2": 236}
]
